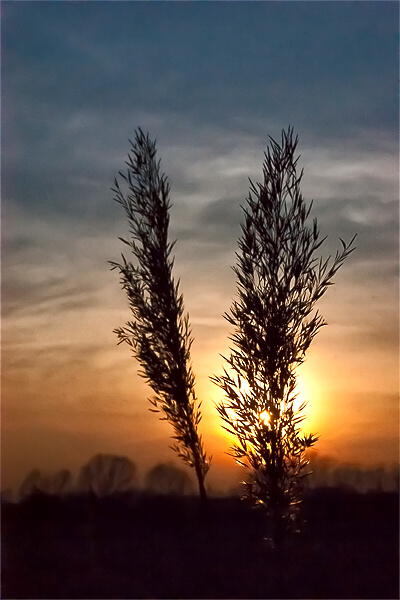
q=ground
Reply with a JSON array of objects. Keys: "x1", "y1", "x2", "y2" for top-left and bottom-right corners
[{"x1": 1, "y1": 487, "x2": 398, "y2": 599}]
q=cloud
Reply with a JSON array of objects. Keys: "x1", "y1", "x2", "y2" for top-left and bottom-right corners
[
  {"x1": 3, "y1": 120, "x2": 397, "y2": 364},
  {"x1": 3, "y1": 2, "x2": 397, "y2": 155},
  {"x1": 2, "y1": 2, "x2": 398, "y2": 489}
]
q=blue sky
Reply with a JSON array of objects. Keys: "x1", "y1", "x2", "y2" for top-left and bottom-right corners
[{"x1": 2, "y1": 1, "x2": 399, "y2": 492}]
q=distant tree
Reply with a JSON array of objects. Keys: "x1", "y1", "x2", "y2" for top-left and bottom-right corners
[
  {"x1": 145, "y1": 463, "x2": 194, "y2": 496},
  {"x1": 388, "y1": 465, "x2": 400, "y2": 492},
  {"x1": 47, "y1": 469, "x2": 73, "y2": 495},
  {"x1": 19, "y1": 468, "x2": 72, "y2": 499},
  {"x1": 0, "y1": 489, "x2": 13, "y2": 504},
  {"x1": 213, "y1": 127, "x2": 356, "y2": 546},
  {"x1": 77, "y1": 453, "x2": 137, "y2": 497},
  {"x1": 110, "y1": 129, "x2": 211, "y2": 504},
  {"x1": 19, "y1": 469, "x2": 42, "y2": 499},
  {"x1": 307, "y1": 454, "x2": 337, "y2": 488}
]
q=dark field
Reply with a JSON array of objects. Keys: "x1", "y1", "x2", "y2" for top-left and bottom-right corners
[{"x1": 2, "y1": 487, "x2": 398, "y2": 599}]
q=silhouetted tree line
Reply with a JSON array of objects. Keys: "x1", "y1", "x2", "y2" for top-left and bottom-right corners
[
  {"x1": 14, "y1": 454, "x2": 194, "y2": 502},
  {"x1": 306, "y1": 454, "x2": 399, "y2": 493},
  {"x1": 3, "y1": 465, "x2": 398, "y2": 600},
  {"x1": 6, "y1": 453, "x2": 398, "y2": 505}
]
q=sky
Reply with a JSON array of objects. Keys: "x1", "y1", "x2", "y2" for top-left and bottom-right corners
[{"x1": 2, "y1": 1, "x2": 399, "y2": 494}]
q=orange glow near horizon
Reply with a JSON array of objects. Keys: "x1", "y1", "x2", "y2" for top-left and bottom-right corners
[
  {"x1": 2, "y1": 284, "x2": 398, "y2": 496},
  {"x1": 202, "y1": 368, "x2": 316, "y2": 432},
  {"x1": 259, "y1": 410, "x2": 270, "y2": 425}
]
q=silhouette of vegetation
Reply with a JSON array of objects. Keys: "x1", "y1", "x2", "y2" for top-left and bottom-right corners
[
  {"x1": 145, "y1": 462, "x2": 194, "y2": 496},
  {"x1": 110, "y1": 129, "x2": 210, "y2": 503},
  {"x1": 306, "y1": 454, "x2": 399, "y2": 493},
  {"x1": 213, "y1": 127, "x2": 356, "y2": 545},
  {"x1": 19, "y1": 469, "x2": 43, "y2": 499},
  {"x1": 78, "y1": 454, "x2": 137, "y2": 497},
  {"x1": 19, "y1": 468, "x2": 72, "y2": 500},
  {"x1": 2, "y1": 486, "x2": 398, "y2": 599}
]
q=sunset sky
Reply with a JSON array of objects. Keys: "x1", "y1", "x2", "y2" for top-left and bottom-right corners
[{"x1": 2, "y1": 1, "x2": 398, "y2": 494}]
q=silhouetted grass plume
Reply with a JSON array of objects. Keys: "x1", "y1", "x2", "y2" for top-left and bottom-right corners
[
  {"x1": 110, "y1": 129, "x2": 211, "y2": 503},
  {"x1": 213, "y1": 127, "x2": 356, "y2": 545}
]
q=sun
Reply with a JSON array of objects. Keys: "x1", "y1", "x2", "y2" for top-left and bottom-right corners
[{"x1": 259, "y1": 410, "x2": 270, "y2": 425}]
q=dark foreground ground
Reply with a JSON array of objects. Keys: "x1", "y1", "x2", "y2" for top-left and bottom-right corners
[{"x1": 2, "y1": 487, "x2": 398, "y2": 599}]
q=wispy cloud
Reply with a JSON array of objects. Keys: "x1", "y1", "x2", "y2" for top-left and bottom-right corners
[{"x1": 2, "y1": 1, "x2": 398, "y2": 489}]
